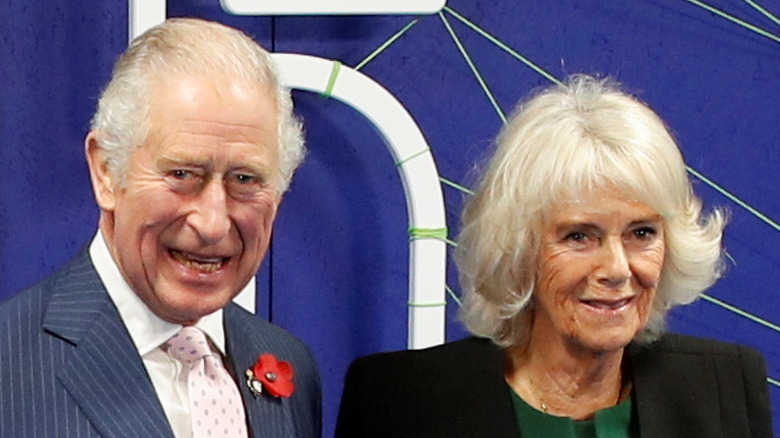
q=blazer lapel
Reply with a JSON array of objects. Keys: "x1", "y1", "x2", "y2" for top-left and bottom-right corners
[
  {"x1": 629, "y1": 341, "x2": 724, "y2": 438},
  {"x1": 224, "y1": 306, "x2": 295, "y2": 438},
  {"x1": 467, "y1": 340, "x2": 521, "y2": 438},
  {"x1": 43, "y1": 252, "x2": 173, "y2": 438}
]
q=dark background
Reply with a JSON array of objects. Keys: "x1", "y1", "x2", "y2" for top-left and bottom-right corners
[{"x1": 2, "y1": 1, "x2": 779, "y2": 436}]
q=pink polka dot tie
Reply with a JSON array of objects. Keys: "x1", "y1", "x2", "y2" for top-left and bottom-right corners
[{"x1": 166, "y1": 327, "x2": 248, "y2": 438}]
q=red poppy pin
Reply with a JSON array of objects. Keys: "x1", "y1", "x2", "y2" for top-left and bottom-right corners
[{"x1": 245, "y1": 353, "x2": 295, "y2": 398}]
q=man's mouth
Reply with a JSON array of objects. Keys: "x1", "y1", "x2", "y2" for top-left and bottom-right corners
[
  {"x1": 170, "y1": 250, "x2": 226, "y2": 273},
  {"x1": 581, "y1": 297, "x2": 633, "y2": 310}
]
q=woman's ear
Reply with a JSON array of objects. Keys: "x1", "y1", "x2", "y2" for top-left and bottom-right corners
[{"x1": 85, "y1": 131, "x2": 117, "y2": 211}]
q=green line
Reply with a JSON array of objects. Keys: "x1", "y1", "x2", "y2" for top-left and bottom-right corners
[
  {"x1": 438, "y1": 12, "x2": 507, "y2": 124},
  {"x1": 408, "y1": 230, "x2": 458, "y2": 247},
  {"x1": 744, "y1": 0, "x2": 780, "y2": 26},
  {"x1": 408, "y1": 227, "x2": 448, "y2": 240},
  {"x1": 768, "y1": 377, "x2": 780, "y2": 388},
  {"x1": 408, "y1": 301, "x2": 446, "y2": 307},
  {"x1": 443, "y1": 6, "x2": 563, "y2": 86},
  {"x1": 396, "y1": 148, "x2": 430, "y2": 167},
  {"x1": 320, "y1": 61, "x2": 341, "y2": 99},
  {"x1": 687, "y1": 166, "x2": 780, "y2": 232},
  {"x1": 446, "y1": 285, "x2": 463, "y2": 306},
  {"x1": 440, "y1": 177, "x2": 475, "y2": 195},
  {"x1": 682, "y1": 0, "x2": 780, "y2": 43},
  {"x1": 700, "y1": 293, "x2": 780, "y2": 333},
  {"x1": 354, "y1": 18, "x2": 420, "y2": 71}
]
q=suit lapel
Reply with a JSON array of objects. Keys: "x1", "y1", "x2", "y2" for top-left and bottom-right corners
[
  {"x1": 43, "y1": 252, "x2": 173, "y2": 438},
  {"x1": 224, "y1": 305, "x2": 295, "y2": 438}
]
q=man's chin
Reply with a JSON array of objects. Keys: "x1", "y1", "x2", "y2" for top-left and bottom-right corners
[{"x1": 153, "y1": 291, "x2": 234, "y2": 324}]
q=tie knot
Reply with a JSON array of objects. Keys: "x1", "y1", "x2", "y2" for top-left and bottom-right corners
[{"x1": 166, "y1": 326, "x2": 212, "y2": 363}]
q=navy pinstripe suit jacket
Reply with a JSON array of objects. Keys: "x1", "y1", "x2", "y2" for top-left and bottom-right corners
[{"x1": 0, "y1": 251, "x2": 321, "y2": 437}]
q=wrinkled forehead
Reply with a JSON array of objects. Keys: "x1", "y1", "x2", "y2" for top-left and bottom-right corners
[{"x1": 137, "y1": 75, "x2": 281, "y2": 171}]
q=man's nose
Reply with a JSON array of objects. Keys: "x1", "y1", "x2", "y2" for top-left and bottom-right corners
[
  {"x1": 187, "y1": 179, "x2": 231, "y2": 245},
  {"x1": 596, "y1": 237, "x2": 631, "y2": 288}
]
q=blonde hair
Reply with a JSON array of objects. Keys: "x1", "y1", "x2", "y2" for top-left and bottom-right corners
[
  {"x1": 90, "y1": 18, "x2": 304, "y2": 191},
  {"x1": 457, "y1": 75, "x2": 725, "y2": 347}
]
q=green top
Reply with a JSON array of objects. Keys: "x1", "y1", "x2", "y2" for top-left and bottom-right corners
[{"x1": 511, "y1": 389, "x2": 638, "y2": 438}]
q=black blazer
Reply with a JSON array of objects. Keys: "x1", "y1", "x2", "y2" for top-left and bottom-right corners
[{"x1": 336, "y1": 335, "x2": 772, "y2": 438}]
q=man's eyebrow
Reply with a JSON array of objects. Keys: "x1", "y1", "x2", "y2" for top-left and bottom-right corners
[
  {"x1": 230, "y1": 162, "x2": 268, "y2": 175},
  {"x1": 157, "y1": 156, "x2": 210, "y2": 169}
]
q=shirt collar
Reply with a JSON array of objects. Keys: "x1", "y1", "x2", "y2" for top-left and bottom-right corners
[{"x1": 89, "y1": 231, "x2": 226, "y2": 356}]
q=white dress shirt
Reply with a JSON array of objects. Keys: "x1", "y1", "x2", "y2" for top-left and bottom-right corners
[{"x1": 90, "y1": 232, "x2": 228, "y2": 438}]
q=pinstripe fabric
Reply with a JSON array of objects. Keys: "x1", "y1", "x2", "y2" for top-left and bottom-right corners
[
  {"x1": 0, "y1": 251, "x2": 322, "y2": 437},
  {"x1": 225, "y1": 305, "x2": 322, "y2": 438}
]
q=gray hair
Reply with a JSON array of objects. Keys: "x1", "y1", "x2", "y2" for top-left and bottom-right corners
[
  {"x1": 457, "y1": 74, "x2": 726, "y2": 347},
  {"x1": 90, "y1": 18, "x2": 304, "y2": 191}
]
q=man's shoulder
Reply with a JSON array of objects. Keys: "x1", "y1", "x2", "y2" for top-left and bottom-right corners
[{"x1": 0, "y1": 251, "x2": 94, "y2": 318}]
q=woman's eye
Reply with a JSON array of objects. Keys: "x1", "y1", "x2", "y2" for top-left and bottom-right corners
[
  {"x1": 564, "y1": 231, "x2": 588, "y2": 242},
  {"x1": 633, "y1": 226, "x2": 657, "y2": 239}
]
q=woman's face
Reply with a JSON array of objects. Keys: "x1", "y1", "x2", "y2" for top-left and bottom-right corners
[{"x1": 533, "y1": 188, "x2": 666, "y2": 354}]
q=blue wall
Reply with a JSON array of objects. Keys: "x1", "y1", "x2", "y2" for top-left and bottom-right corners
[{"x1": 2, "y1": 1, "x2": 779, "y2": 436}]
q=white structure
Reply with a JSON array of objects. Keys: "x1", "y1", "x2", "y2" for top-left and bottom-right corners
[{"x1": 222, "y1": 0, "x2": 445, "y2": 15}]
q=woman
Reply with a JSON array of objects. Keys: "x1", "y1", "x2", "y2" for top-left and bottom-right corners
[{"x1": 335, "y1": 75, "x2": 772, "y2": 437}]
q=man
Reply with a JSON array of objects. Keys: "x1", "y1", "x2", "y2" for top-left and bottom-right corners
[{"x1": 0, "y1": 18, "x2": 320, "y2": 438}]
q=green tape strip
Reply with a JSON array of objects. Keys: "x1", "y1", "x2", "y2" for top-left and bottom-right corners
[
  {"x1": 408, "y1": 301, "x2": 447, "y2": 307},
  {"x1": 439, "y1": 11, "x2": 507, "y2": 124},
  {"x1": 409, "y1": 227, "x2": 448, "y2": 240},
  {"x1": 443, "y1": 6, "x2": 563, "y2": 86},
  {"x1": 395, "y1": 148, "x2": 430, "y2": 167},
  {"x1": 682, "y1": 0, "x2": 780, "y2": 43},
  {"x1": 409, "y1": 227, "x2": 456, "y2": 247},
  {"x1": 767, "y1": 377, "x2": 780, "y2": 388},
  {"x1": 687, "y1": 166, "x2": 780, "y2": 233},
  {"x1": 320, "y1": 61, "x2": 342, "y2": 99},
  {"x1": 744, "y1": 0, "x2": 780, "y2": 26},
  {"x1": 355, "y1": 18, "x2": 420, "y2": 71},
  {"x1": 446, "y1": 285, "x2": 463, "y2": 306},
  {"x1": 440, "y1": 177, "x2": 475, "y2": 196},
  {"x1": 700, "y1": 293, "x2": 780, "y2": 333}
]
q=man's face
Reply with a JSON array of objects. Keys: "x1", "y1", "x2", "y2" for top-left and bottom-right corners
[{"x1": 89, "y1": 75, "x2": 281, "y2": 324}]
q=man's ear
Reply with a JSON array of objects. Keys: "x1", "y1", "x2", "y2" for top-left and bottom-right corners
[{"x1": 85, "y1": 131, "x2": 118, "y2": 211}]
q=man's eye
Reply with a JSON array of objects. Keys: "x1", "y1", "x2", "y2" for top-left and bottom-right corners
[
  {"x1": 171, "y1": 169, "x2": 193, "y2": 179},
  {"x1": 235, "y1": 173, "x2": 256, "y2": 184}
]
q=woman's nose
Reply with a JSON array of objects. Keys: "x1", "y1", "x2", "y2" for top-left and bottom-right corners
[{"x1": 596, "y1": 238, "x2": 631, "y2": 288}]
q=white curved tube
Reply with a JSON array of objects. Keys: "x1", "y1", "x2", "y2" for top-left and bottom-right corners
[{"x1": 274, "y1": 54, "x2": 447, "y2": 349}]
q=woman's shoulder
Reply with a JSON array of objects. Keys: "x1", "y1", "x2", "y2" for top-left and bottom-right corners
[
  {"x1": 629, "y1": 332, "x2": 766, "y2": 371},
  {"x1": 345, "y1": 336, "x2": 505, "y2": 393},
  {"x1": 337, "y1": 338, "x2": 519, "y2": 437},
  {"x1": 350, "y1": 337, "x2": 500, "y2": 371}
]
